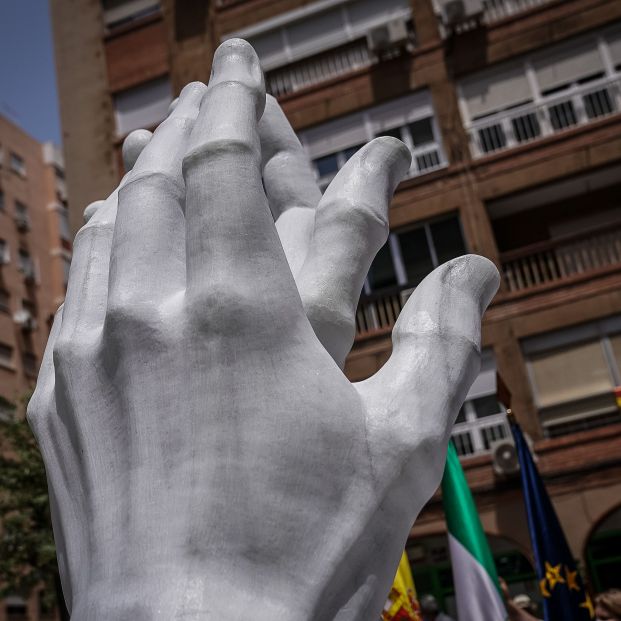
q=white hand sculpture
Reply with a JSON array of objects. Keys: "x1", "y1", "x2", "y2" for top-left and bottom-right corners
[{"x1": 28, "y1": 39, "x2": 499, "y2": 621}]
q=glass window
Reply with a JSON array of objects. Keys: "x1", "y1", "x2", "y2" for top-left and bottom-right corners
[
  {"x1": 0, "y1": 343, "x2": 13, "y2": 366},
  {"x1": 102, "y1": 0, "x2": 160, "y2": 29},
  {"x1": 471, "y1": 395, "x2": 503, "y2": 418},
  {"x1": 0, "y1": 239, "x2": 8, "y2": 263},
  {"x1": 343, "y1": 144, "x2": 364, "y2": 161},
  {"x1": 15, "y1": 200, "x2": 27, "y2": 216},
  {"x1": 58, "y1": 207, "x2": 71, "y2": 241},
  {"x1": 398, "y1": 227, "x2": 434, "y2": 286},
  {"x1": 22, "y1": 352, "x2": 38, "y2": 376},
  {"x1": 376, "y1": 127, "x2": 403, "y2": 141},
  {"x1": 0, "y1": 190, "x2": 4, "y2": 210},
  {"x1": 409, "y1": 118, "x2": 434, "y2": 146},
  {"x1": 313, "y1": 153, "x2": 339, "y2": 179},
  {"x1": 18, "y1": 250, "x2": 33, "y2": 273},
  {"x1": 430, "y1": 217, "x2": 467, "y2": 264},
  {"x1": 0, "y1": 289, "x2": 9, "y2": 313},
  {"x1": 529, "y1": 340, "x2": 614, "y2": 408},
  {"x1": 9, "y1": 152, "x2": 26, "y2": 176},
  {"x1": 114, "y1": 76, "x2": 172, "y2": 136},
  {"x1": 366, "y1": 242, "x2": 397, "y2": 291}
]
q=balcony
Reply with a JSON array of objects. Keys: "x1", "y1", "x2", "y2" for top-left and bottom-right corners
[
  {"x1": 355, "y1": 223, "x2": 621, "y2": 340},
  {"x1": 482, "y1": 0, "x2": 555, "y2": 24},
  {"x1": 500, "y1": 222, "x2": 621, "y2": 295},
  {"x1": 266, "y1": 39, "x2": 373, "y2": 99},
  {"x1": 452, "y1": 413, "x2": 511, "y2": 457},
  {"x1": 356, "y1": 285, "x2": 411, "y2": 340},
  {"x1": 467, "y1": 75, "x2": 621, "y2": 158}
]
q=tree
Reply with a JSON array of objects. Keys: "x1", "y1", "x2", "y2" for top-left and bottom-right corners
[{"x1": 0, "y1": 402, "x2": 69, "y2": 620}]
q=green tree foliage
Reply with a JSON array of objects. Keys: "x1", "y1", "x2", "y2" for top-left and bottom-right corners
[{"x1": 0, "y1": 404, "x2": 68, "y2": 619}]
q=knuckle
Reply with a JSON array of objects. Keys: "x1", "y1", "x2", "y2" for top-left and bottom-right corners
[
  {"x1": 120, "y1": 170, "x2": 183, "y2": 203},
  {"x1": 186, "y1": 281, "x2": 254, "y2": 334},
  {"x1": 105, "y1": 298, "x2": 162, "y2": 334},
  {"x1": 183, "y1": 137, "x2": 259, "y2": 176}
]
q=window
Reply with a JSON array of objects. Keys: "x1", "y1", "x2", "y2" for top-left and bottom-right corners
[
  {"x1": 58, "y1": 206, "x2": 71, "y2": 241},
  {"x1": 0, "y1": 190, "x2": 4, "y2": 210},
  {"x1": 225, "y1": 0, "x2": 412, "y2": 72},
  {"x1": 452, "y1": 350, "x2": 510, "y2": 457},
  {"x1": 22, "y1": 352, "x2": 38, "y2": 376},
  {"x1": 459, "y1": 29, "x2": 621, "y2": 155},
  {"x1": 14, "y1": 200, "x2": 30, "y2": 230},
  {"x1": 0, "y1": 343, "x2": 13, "y2": 367},
  {"x1": 0, "y1": 289, "x2": 9, "y2": 313},
  {"x1": 18, "y1": 250, "x2": 35, "y2": 279},
  {"x1": 364, "y1": 214, "x2": 467, "y2": 293},
  {"x1": 523, "y1": 316, "x2": 621, "y2": 437},
  {"x1": 114, "y1": 76, "x2": 172, "y2": 136},
  {"x1": 102, "y1": 0, "x2": 160, "y2": 30},
  {"x1": 0, "y1": 239, "x2": 9, "y2": 264},
  {"x1": 298, "y1": 91, "x2": 446, "y2": 188},
  {"x1": 9, "y1": 152, "x2": 26, "y2": 176},
  {"x1": 0, "y1": 396, "x2": 14, "y2": 421}
]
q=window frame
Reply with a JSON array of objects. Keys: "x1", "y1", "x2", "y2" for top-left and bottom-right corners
[{"x1": 363, "y1": 212, "x2": 467, "y2": 295}]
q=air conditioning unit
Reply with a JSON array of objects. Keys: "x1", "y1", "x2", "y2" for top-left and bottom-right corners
[
  {"x1": 491, "y1": 439, "x2": 520, "y2": 476},
  {"x1": 15, "y1": 214, "x2": 30, "y2": 232},
  {"x1": 13, "y1": 309, "x2": 37, "y2": 332},
  {"x1": 367, "y1": 18, "x2": 409, "y2": 53}
]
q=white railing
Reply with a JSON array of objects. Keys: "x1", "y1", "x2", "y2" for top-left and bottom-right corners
[
  {"x1": 482, "y1": 0, "x2": 554, "y2": 23},
  {"x1": 265, "y1": 39, "x2": 373, "y2": 98},
  {"x1": 467, "y1": 75, "x2": 621, "y2": 158},
  {"x1": 501, "y1": 223, "x2": 621, "y2": 294},
  {"x1": 408, "y1": 143, "x2": 445, "y2": 178},
  {"x1": 452, "y1": 413, "x2": 511, "y2": 457}
]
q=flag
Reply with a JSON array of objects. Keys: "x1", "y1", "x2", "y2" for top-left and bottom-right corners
[
  {"x1": 441, "y1": 442, "x2": 507, "y2": 621},
  {"x1": 382, "y1": 552, "x2": 421, "y2": 621},
  {"x1": 510, "y1": 418, "x2": 594, "y2": 620}
]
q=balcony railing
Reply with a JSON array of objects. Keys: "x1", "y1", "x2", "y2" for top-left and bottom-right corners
[
  {"x1": 467, "y1": 75, "x2": 621, "y2": 158},
  {"x1": 356, "y1": 285, "x2": 413, "y2": 339},
  {"x1": 265, "y1": 39, "x2": 373, "y2": 99},
  {"x1": 482, "y1": 0, "x2": 554, "y2": 23},
  {"x1": 501, "y1": 222, "x2": 621, "y2": 295},
  {"x1": 452, "y1": 413, "x2": 511, "y2": 457}
]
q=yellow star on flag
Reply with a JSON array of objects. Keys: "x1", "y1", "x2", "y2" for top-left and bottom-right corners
[
  {"x1": 545, "y1": 562, "x2": 565, "y2": 590},
  {"x1": 565, "y1": 566, "x2": 580, "y2": 591},
  {"x1": 540, "y1": 577, "x2": 550, "y2": 598},
  {"x1": 580, "y1": 594, "x2": 595, "y2": 618}
]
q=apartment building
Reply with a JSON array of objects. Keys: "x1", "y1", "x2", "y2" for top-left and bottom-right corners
[
  {"x1": 50, "y1": 0, "x2": 621, "y2": 615},
  {"x1": 0, "y1": 116, "x2": 69, "y2": 414},
  {"x1": 0, "y1": 118, "x2": 68, "y2": 621}
]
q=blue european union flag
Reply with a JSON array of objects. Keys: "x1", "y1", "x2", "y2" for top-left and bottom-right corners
[{"x1": 510, "y1": 420, "x2": 594, "y2": 620}]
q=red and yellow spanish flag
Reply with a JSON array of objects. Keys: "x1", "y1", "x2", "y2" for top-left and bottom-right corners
[{"x1": 381, "y1": 552, "x2": 422, "y2": 621}]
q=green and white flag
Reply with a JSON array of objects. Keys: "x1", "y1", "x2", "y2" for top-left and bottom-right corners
[{"x1": 441, "y1": 442, "x2": 507, "y2": 621}]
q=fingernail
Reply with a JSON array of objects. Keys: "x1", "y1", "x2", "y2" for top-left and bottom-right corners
[
  {"x1": 446, "y1": 255, "x2": 500, "y2": 313},
  {"x1": 363, "y1": 137, "x2": 412, "y2": 192},
  {"x1": 210, "y1": 38, "x2": 264, "y2": 89}
]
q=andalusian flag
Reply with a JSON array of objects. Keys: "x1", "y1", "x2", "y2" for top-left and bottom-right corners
[
  {"x1": 441, "y1": 442, "x2": 507, "y2": 621},
  {"x1": 382, "y1": 552, "x2": 421, "y2": 620}
]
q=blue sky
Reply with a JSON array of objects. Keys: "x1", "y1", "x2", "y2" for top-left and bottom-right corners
[{"x1": 0, "y1": 1, "x2": 61, "y2": 145}]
